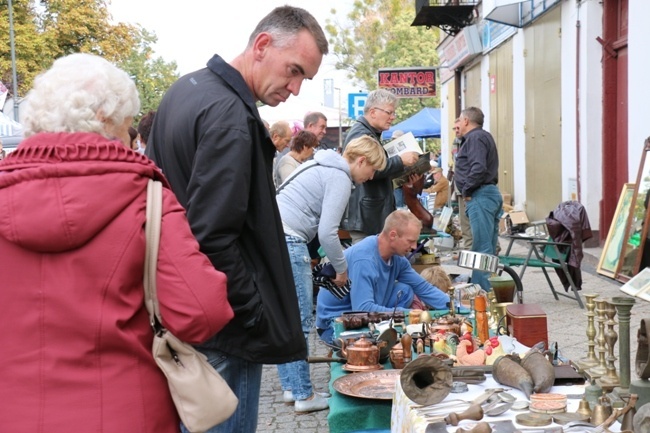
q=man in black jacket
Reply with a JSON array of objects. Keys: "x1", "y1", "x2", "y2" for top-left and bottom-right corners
[
  {"x1": 146, "y1": 6, "x2": 328, "y2": 433},
  {"x1": 342, "y1": 89, "x2": 419, "y2": 243}
]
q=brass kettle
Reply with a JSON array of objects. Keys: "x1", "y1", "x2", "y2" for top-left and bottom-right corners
[{"x1": 340, "y1": 336, "x2": 385, "y2": 367}]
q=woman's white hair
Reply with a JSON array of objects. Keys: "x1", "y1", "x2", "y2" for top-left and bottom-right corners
[{"x1": 21, "y1": 53, "x2": 140, "y2": 137}]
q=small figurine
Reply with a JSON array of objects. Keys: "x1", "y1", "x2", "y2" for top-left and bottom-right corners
[
  {"x1": 456, "y1": 340, "x2": 486, "y2": 366},
  {"x1": 484, "y1": 336, "x2": 505, "y2": 365}
]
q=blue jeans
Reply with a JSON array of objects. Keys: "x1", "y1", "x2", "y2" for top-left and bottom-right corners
[
  {"x1": 465, "y1": 184, "x2": 503, "y2": 291},
  {"x1": 276, "y1": 235, "x2": 314, "y2": 400},
  {"x1": 181, "y1": 347, "x2": 262, "y2": 433},
  {"x1": 394, "y1": 187, "x2": 405, "y2": 208}
]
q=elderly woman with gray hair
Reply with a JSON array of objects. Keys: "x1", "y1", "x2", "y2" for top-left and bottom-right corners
[{"x1": 0, "y1": 53, "x2": 233, "y2": 433}]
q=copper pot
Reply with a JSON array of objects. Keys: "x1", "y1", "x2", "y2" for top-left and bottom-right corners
[
  {"x1": 340, "y1": 335, "x2": 385, "y2": 367},
  {"x1": 389, "y1": 343, "x2": 405, "y2": 369}
]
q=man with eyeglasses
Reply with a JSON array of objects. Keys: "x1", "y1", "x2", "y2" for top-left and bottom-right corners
[{"x1": 341, "y1": 89, "x2": 419, "y2": 244}]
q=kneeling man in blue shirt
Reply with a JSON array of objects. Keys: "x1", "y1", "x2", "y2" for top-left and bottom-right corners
[{"x1": 316, "y1": 209, "x2": 450, "y2": 343}]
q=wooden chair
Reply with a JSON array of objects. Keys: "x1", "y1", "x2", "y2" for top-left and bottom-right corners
[{"x1": 499, "y1": 238, "x2": 584, "y2": 309}]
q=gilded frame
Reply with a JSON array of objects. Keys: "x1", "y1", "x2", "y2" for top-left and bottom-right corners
[{"x1": 597, "y1": 183, "x2": 636, "y2": 278}]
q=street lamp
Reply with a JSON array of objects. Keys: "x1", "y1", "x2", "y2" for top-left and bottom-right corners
[
  {"x1": 334, "y1": 87, "x2": 342, "y2": 148},
  {"x1": 8, "y1": 0, "x2": 19, "y2": 121}
]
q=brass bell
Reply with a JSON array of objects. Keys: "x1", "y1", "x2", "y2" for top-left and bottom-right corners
[
  {"x1": 591, "y1": 395, "x2": 612, "y2": 426},
  {"x1": 576, "y1": 397, "x2": 592, "y2": 422}
]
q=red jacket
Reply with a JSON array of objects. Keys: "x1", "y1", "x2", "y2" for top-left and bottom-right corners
[{"x1": 0, "y1": 132, "x2": 233, "y2": 432}]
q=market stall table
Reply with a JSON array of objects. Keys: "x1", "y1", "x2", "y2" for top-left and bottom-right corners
[
  {"x1": 391, "y1": 375, "x2": 624, "y2": 433},
  {"x1": 328, "y1": 361, "x2": 393, "y2": 433},
  {"x1": 327, "y1": 309, "x2": 460, "y2": 433},
  {"x1": 327, "y1": 316, "x2": 625, "y2": 433}
]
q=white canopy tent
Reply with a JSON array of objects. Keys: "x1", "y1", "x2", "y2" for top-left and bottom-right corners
[
  {"x1": 0, "y1": 109, "x2": 23, "y2": 137},
  {"x1": 257, "y1": 96, "x2": 348, "y2": 128}
]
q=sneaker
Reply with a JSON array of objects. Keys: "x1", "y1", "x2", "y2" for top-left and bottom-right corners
[
  {"x1": 283, "y1": 390, "x2": 331, "y2": 404},
  {"x1": 294, "y1": 392, "x2": 329, "y2": 413}
]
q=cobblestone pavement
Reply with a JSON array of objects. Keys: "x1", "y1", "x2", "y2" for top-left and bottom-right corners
[
  {"x1": 257, "y1": 328, "x2": 331, "y2": 433},
  {"x1": 256, "y1": 239, "x2": 646, "y2": 433}
]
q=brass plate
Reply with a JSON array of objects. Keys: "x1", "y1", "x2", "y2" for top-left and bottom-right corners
[
  {"x1": 515, "y1": 413, "x2": 552, "y2": 427},
  {"x1": 511, "y1": 401, "x2": 529, "y2": 411},
  {"x1": 553, "y1": 412, "x2": 590, "y2": 425},
  {"x1": 332, "y1": 369, "x2": 400, "y2": 400},
  {"x1": 341, "y1": 363, "x2": 384, "y2": 373}
]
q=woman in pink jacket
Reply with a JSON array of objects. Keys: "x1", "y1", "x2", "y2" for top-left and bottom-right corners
[{"x1": 0, "y1": 54, "x2": 234, "y2": 432}]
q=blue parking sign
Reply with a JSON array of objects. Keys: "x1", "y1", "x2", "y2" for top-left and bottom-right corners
[{"x1": 348, "y1": 93, "x2": 367, "y2": 119}]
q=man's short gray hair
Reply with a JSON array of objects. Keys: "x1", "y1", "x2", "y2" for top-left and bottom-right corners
[
  {"x1": 21, "y1": 53, "x2": 140, "y2": 138},
  {"x1": 364, "y1": 89, "x2": 398, "y2": 114},
  {"x1": 304, "y1": 111, "x2": 327, "y2": 127},
  {"x1": 248, "y1": 6, "x2": 329, "y2": 55},
  {"x1": 270, "y1": 120, "x2": 291, "y2": 138},
  {"x1": 460, "y1": 107, "x2": 484, "y2": 128}
]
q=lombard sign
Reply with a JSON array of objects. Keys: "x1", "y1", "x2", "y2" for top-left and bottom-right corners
[
  {"x1": 377, "y1": 67, "x2": 436, "y2": 98},
  {"x1": 348, "y1": 93, "x2": 367, "y2": 119},
  {"x1": 437, "y1": 25, "x2": 483, "y2": 84}
]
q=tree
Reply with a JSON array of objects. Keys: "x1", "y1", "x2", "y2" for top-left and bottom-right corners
[
  {"x1": 119, "y1": 27, "x2": 178, "y2": 117},
  {"x1": 326, "y1": 0, "x2": 441, "y2": 120},
  {"x1": 39, "y1": 0, "x2": 136, "y2": 61},
  {"x1": 0, "y1": 0, "x2": 177, "y2": 116},
  {"x1": 0, "y1": 0, "x2": 51, "y2": 96}
]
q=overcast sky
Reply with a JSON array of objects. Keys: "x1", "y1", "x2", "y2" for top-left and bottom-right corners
[{"x1": 107, "y1": 0, "x2": 362, "y2": 108}]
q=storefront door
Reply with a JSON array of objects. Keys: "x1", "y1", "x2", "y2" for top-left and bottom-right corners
[{"x1": 524, "y1": 7, "x2": 562, "y2": 221}]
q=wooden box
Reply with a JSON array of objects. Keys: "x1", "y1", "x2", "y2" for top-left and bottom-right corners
[{"x1": 506, "y1": 304, "x2": 548, "y2": 349}]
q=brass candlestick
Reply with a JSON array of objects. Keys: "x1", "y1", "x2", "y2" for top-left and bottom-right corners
[
  {"x1": 486, "y1": 291, "x2": 497, "y2": 330},
  {"x1": 588, "y1": 299, "x2": 609, "y2": 378},
  {"x1": 576, "y1": 293, "x2": 599, "y2": 371},
  {"x1": 599, "y1": 301, "x2": 620, "y2": 386}
]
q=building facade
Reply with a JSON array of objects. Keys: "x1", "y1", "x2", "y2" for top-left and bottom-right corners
[{"x1": 429, "y1": 0, "x2": 649, "y2": 243}]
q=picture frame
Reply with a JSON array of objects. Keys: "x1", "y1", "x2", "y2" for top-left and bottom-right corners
[
  {"x1": 598, "y1": 183, "x2": 636, "y2": 278},
  {"x1": 620, "y1": 266, "x2": 650, "y2": 298},
  {"x1": 616, "y1": 138, "x2": 650, "y2": 282}
]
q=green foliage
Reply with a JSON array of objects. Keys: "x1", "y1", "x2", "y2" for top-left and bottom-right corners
[
  {"x1": 326, "y1": 0, "x2": 442, "y2": 122},
  {"x1": 0, "y1": 0, "x2": 178, "y2": 115},
  {"x1": 117, "y1": 27, "x2": 178, "y2": 118},
  {"x1": 0, "y1": 0, "x2": 51, "y2": 96}
]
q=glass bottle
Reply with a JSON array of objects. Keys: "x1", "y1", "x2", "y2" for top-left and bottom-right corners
[
  {"x1": 474, "y1": 294, "x2": 489, "y2": 344},
  {"x1": 468, "y1": 298, "x2": 477, "y2": 337}
]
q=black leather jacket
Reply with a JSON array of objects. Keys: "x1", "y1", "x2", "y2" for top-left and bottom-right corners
[{"x1": 341, "y1": 117, "x2": 406, "y2": 235}]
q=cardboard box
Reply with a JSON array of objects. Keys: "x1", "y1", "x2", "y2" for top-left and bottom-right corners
[
  {"x1": 501, "y1": 193, "x2": 512, "y2": 206},
  {"x1": 509, "y1": 211, "x2": 529, "y2": 225},
  {"x1": 499, "y1": 210, "x2": 530, "y2": 235}
]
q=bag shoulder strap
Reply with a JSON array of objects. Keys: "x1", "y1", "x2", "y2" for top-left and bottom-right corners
[
  {"x1": 276, "y1": 160, "x2": 319, "y2": 194},
  {"x1": 144, "y1": 179, "x2": 164, "y2": 328}
]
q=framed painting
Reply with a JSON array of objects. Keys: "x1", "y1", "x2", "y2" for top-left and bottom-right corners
[
  {"x1": 620, "y1": 266, "x2": 650, "y2": 298},
  {"x1": 598, "y1": 183, "x2": 636, "y2": 278},
  {"x1": 616, "y1": 138, "x2": 650, "y2": 282}
]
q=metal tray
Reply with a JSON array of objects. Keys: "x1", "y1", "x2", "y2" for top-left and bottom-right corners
[{"x1": 332, "y1": 369, "x2": 401, "y2": 400}]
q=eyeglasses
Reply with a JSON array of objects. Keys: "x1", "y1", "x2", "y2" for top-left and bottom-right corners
[{"x1": 374, "y1": 107, "x2": 396, "y2": 117}]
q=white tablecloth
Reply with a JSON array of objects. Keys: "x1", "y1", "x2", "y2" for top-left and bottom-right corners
[{"x1": 391, "y1": 375, "x2": 622, "y2": 433}]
